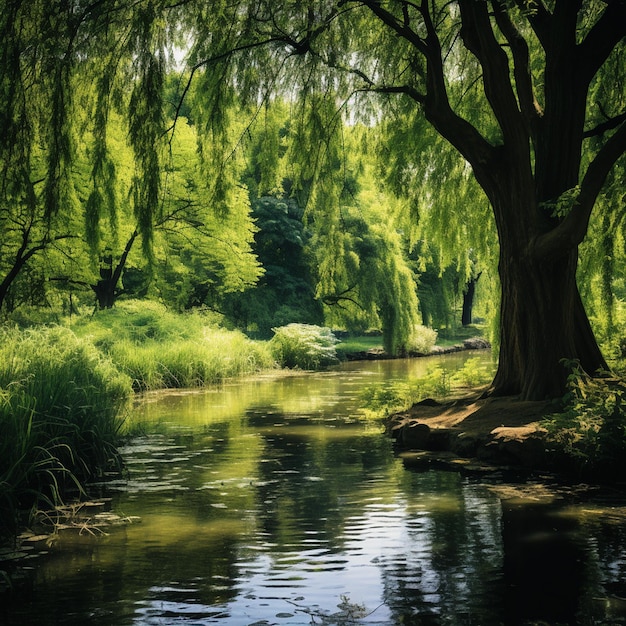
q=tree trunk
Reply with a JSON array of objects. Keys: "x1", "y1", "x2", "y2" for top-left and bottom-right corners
[
  {"x1": 461, "y1": 273, "x2": 480, "y2": 326},
  {"x1": 492, "y1": 245, "x2": 607, "y2": 400},
  {"x1": 92, "y1": 275, "x2": 117, "y2": 309},
  {"x1": 91, "y1": 231, "x2": 138, "y2": 310}
]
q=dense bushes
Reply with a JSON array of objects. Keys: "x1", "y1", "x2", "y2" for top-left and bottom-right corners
[
  {"x1": 0, "y1": 327, "x2": 132, "y2": 530},
  {"x1": 542, "y1": 361, "x2": 626, "y2": 481},
  {"x1": 269, "y1": 324, "x2": 339, "y2": 369},
  {"x1": 407, "y1": 325, "x2": 438, "y2": 355}
]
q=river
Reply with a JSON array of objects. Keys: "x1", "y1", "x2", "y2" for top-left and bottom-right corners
[{"x1": 3, "y1": 352, "x2": 626, "y2": 625}]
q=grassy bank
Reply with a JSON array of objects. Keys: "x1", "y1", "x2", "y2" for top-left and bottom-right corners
[
  {"x1": 0, "y1": 302, "x2": 279, "y2": 534},
  {"x1": 0, "y1": 326, "x2": 132, "y2": 533},
  {"x1": 72, "y1": 301, "x2": 276, "y2": 391},
  {"x1": 335, "y1": 324, "x2": 488, "y2": 358}
]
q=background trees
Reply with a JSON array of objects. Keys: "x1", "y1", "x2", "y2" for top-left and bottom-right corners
[
  {"x1": 2, "y1": 1, "x2": 624, "y2": 392},
  {"x1": 178, "y1": 0, "x2": 625, "y2": 398}
]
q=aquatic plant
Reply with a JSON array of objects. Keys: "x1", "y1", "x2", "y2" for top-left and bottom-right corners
[
  {"x1": 361, "y1": 359, "x2": 494, "y2": 418},
  {"x1": 0, "y1": 326, "x2": 132, "y2": 532}
]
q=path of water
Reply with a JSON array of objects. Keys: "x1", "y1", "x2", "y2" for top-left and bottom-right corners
[{"x1": 4, "y1": 353, "x2": 626, "y2": 625}]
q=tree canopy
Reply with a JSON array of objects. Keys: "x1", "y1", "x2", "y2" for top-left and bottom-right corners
[{"x1": 1, "y1": 1, "x2": 625, "y2": 399}]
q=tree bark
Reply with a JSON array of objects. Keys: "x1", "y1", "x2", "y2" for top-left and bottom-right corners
[
  {"x1": 493, "y1": 243, "x2": 607, "y2": 400},
  {"x1": 461, "y1": 273, "x2": 480, "y2": 327},
  {"x1": 91, "y1": 230, "x2": 138, "y2": 310}
]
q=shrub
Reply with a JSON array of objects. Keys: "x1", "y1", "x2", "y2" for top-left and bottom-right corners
[
  {"x1": 0, "y1": 326, "x2": 132, "y2": 530},
  {"x1": 406, "y1": 325, "x2": 438, "y2": 355},
  {"x1": 269, "y1": 324, "x2": 339, "y2": 369},
  {"x1": 542, "y1": 360, "x2": 626, "y2": 480}
]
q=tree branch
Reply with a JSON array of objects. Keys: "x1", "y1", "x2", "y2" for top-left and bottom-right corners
[
  {"x1": 578, "y1": 0, "x2": 626, "y2": 85},
  {"x1": 533, "y1": 120, "x2": 626, "y2": 258},
  {"x1": 457, "y1": 0, "x2": 527, "y2": 151},
  {"x1": 350, "y1": 0, "x2": 428, "y2": 55},
  {"x1": 584, "y1": 109, "x2": 626, "y2": 139},
  {"x1": 491, "y1": 0, "x2": 543, "y2": 140},
  {"x1": 513, "y1": 0, "x2": 551, "y2": 48}
]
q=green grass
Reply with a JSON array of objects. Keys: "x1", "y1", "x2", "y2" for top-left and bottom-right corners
[
  {"x1": 335, "y1": 335, "x2": 384, "y2": 356},
  {"x1": 335, "y1": 324, "x2": 487, "y2": 356},
  {"x1": 435, "y1": 324, "x2": 486, "y2": 347},
  {"x1": 73, "y1": 301, "x2": 276, "y2": 391},
  {"x1": 0, "y1": 326, "x2": 132, "y2": 532}
]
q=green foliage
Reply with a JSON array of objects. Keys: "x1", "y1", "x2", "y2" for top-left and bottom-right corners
[
  {"x1": 224, "y1": 195, "x2": 322, "y2": 335},
  {"x1": 269, "y1": 324, "x2": 339, "y2": 370},
  {"x1": 361, "y1": 367, "x2": 452, "y2": 418},
  {"x1": 542, "y1": 361, "x2": 626, "y2": 480},
  {"x1": 0, "y1": 326, "x2": 132, "y2": 530},
  {"x1": 311, "y1": 159, "x2": 422, "y2": 355},
  {"x1": 452, "y1": 357, "x2": 494, "y2": 388},
  {"x1": 109, "y1": 329, "x2": 275, "y2": 391},
  {"x1": 73, "y1": 300, "x2": 275, "y2": 390},
  {"x1": 361, "y1": 357, "x2": 494, "y2": 418},
  {"x1": 407, "y1": 325, "x2": 438, "y2": 355}
]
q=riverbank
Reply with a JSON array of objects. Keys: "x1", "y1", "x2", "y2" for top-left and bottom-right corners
[
  {"x1": 387, "y1": 388, "x2": 626, "y2": 489},
  {"x1": 388, "y1": 395, "x2": 553, "y2": 475},
  {"x1": 344, "y1": 336, "x2": 491, "y2": 360}
]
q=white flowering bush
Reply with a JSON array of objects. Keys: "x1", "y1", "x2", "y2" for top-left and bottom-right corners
[
  {"x1": 406, "y1": 324, "x2": 438, "y2": 355},
  {"x1": 269, "y1": 324, "x2": 339, "y2": 369}
]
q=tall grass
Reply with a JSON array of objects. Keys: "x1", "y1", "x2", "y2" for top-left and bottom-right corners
[
  {"x1": 73, "y1": 301, "x2": 276, "y2": 391},
  {"x1": 0, "y1": 326, "x2": 132, "y2": 532}
]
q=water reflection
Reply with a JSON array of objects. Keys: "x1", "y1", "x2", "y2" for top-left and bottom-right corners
[{"x1": 4, "y1": 354, "x2": 626, "y2": 625}]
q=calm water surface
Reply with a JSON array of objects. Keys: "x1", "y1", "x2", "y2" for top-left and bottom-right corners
[{"x1": 4, "y1": 353, "x2": 626, "y2": 625}]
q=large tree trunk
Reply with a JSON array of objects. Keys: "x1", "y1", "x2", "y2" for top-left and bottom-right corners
[
  {"x1": 361, "y1": 0, "x2": 626, "y2": 400},
  {"x1": 493, "y1": 244, "x2": 607, "y2": 400}
]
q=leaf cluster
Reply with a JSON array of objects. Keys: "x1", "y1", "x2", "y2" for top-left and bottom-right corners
[{"x1": 542, "y1": 360, "x2": 626, "y2": 481}]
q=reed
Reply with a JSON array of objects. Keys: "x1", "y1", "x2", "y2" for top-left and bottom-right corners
[
  {"x1": 109, "y1": 330, "x2": 275, "y2": 391},
  {"x1": 0, "y1": 326, "x2": 132, "y2": 532},
  {"x1": 73, "y1": 302, "x2": 276, "y2": 391}
]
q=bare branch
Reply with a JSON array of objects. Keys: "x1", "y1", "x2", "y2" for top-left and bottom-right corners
[{"x1": 584, "y1": 109, "x2": 626, "y2": 139}]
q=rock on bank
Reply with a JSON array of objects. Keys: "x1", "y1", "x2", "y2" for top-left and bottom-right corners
[{"x1": 387, "y1": 395, "x2": 553, "y2": 471}]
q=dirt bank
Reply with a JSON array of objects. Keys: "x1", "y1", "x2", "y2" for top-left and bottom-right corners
[{"x1": 387, "y1": 394, "x2": 555, "y2": 474}]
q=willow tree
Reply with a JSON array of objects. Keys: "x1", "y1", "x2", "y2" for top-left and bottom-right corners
[
  {"x1": 181, "y1": 0, "x2": 626, "y2": 399},
  {"x1": 0, "y1": 0, "x2": 82, "y2": 311},
  {"x1": 0, "y1": 0, "x2": 262, "y2": 313}
]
